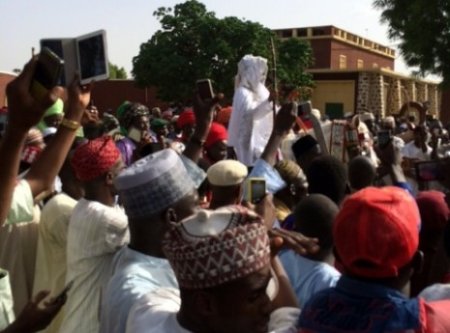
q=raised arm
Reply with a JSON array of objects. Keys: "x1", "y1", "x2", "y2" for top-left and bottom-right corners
[
  {"x1": 260, "y1": 102, "x2": 296, "y2": 166},
  {"x1": 25, "y1": 77, "x2": 91, "y2": 198},
  {"x1": 183, "y1": 94, "x2": 220, "y2": 163},
  {"x1": 0, "y1": 58, "x2": 62, "y2": 226}
]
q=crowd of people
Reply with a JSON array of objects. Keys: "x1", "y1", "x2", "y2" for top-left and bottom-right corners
[{"x1": 1, "y1": 53, "x2": 450, "y2": 333}]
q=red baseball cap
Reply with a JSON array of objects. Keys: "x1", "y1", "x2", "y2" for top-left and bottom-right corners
[{"x1": 334, "y1": 186, "x2": 420, "y2": 279}]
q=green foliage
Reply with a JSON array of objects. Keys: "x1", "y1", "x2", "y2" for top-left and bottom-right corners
[
  {"x1": 374, "y1": 0, "x2": 449, "y2": 83},
  {"x1": 132, "y1": 0, "x2": 313, "y2": 102},
  {"x1": 109, "y1": 62, "x2": 128, "y2": 79},
  {"x1": 277, "y1": 38, "x2": 314, "y2": 100}
]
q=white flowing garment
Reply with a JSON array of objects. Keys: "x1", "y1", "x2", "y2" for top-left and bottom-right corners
[
  {"x1": 228, "y1": 55, "x2": 273, "y2": 166},
  {"x1": 59, "y1": 199, "x2": 129, "y2": 333}
]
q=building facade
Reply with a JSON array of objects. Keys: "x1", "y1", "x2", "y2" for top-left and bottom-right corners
[{"x1": 274, "y1": 25, "x2": 441, "y2": 120}]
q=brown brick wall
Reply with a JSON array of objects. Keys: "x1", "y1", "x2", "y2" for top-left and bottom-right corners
[
  {"x1": 329, "y1": 40, "x2": 394, "y2": 70},
  {"x1": 90, "y1": 80, "x2": 167, "y2": 114},
  {"x1": 308, "y1": 39, "x2": 332, "y2": 69},
  {"x1": 0, "y1": 73, "x2": 17, "y2": 106}
]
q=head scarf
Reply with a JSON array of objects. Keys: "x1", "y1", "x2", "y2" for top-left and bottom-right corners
[
  {"x1": 416, "y1": 191, "x2": 450, "y2": 231},
  {"x1": 114, "y1": 149, "x2": 196, "y2": 218},
  {"x1": 163, "y1": 206, "x2": 270, "y2": 289},
  {"x1": 37, "y1": 98, "x2": 64, "y2": 131},
  {"x1": 176, "y1": 109, "x2": 196, "y2": 129},
  {"x1": 216, "y1": 107, "x2": 232, "y2": 126},
  {"x1": 274, "y1": 160, "x2": 304, "y2": 184},
  {"x1": 118, "y1": 102, "x2": 149, "y2": 135},
  {"x1": 236, "y1": 55, "x2": 268, "y2": 92},
  {"x1": 205, "y1": 122, "x2": 228, "y2": 148},
  {"x1": 71, "y1": 136, "x2": 121, "y2": 181}
]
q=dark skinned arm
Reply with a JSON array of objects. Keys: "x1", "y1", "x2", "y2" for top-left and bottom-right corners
[
  {"x1": 0, "y1": 58, "x2": 62, "y2": 226},
  {"x1": 183, "y1": 94, "x2": 220, "y2": 164},
  {"x1": 260, "y1": 102, "x2": 297, "y2": 167},
  {"x1": 1, "y1": 290, "x2": 66, "y2": 333},
  {"x1": 25, "y1": 77, "x2": 91, "y2": 198},
  {"x1": 376, "y1": 141, "x2": 407, "y2": 184}
]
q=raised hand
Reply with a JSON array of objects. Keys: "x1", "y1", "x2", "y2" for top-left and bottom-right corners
[
  {"x1": 4, "y1": 290, "x2": 66, "y2": 333},
  {"x1": 6, "y1": 57, "x2": 63, "y2": 133},
  {"x1": 268, "y1": 228, "x2": 319, "y2": 257}
]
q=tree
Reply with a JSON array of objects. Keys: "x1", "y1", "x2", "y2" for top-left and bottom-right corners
[
  {"x1": 132, "y1": 0, "x2": 313, "y2": 102},
  {"x1": 374, "y1": 0, "x2": 450, "y2": 83},
  {"x1": 109, "y1": 62, "x2": 128, "y2": 79}
]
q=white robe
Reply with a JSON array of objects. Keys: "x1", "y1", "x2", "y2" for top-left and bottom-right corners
[{"x1": 229, "y1": 86, "x2": 273, "y2": 166}]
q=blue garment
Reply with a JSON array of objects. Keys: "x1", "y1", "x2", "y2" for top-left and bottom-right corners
[
  {"x1": 394, "y1": 181, "x2": 414, "y2": 197},
  {"x1": 298, "y1": 276, "x2": 421, "y2": 333},
  {"x1": 99, "y1": 247, "x2": 178, "y2": 333},
  {"x1": 246, "y1": 159, "x2": 286, "y2": 197},
  {"x1": 279, "y1": 251, "x2": 340, "y2": 307}
]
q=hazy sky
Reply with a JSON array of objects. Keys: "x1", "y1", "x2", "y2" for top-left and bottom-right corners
[{"x1": 0, "y1": 0, "x2": 412, "y2": 76}]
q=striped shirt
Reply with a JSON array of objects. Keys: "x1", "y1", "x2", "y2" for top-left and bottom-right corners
[{"x1": 60, "y1": 198, "x2": 129, "y2": 333}]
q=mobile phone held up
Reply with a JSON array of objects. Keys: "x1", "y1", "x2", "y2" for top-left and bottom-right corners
[
  {"x1": 377, "y1": 130, "x2": 392, "y2": 148},
  {"x1": 30, "y1": 47, "x2": 64, "y2": 101},
  {"x1": 52, "y1": 279, "x2": 74, "y2": 304},
  {"x1": 40, "y1": 30, "x2": 109, "y2": 86},
  {"x1": 196, "y1": 79, "x2": 214, "y2": 101},
  {"x1": 248, "y1": 178, "x2": 266, "y2": 204}
]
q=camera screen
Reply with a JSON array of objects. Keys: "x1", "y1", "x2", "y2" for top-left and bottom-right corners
[
  {"x1": 77, "y1": 34, "x2": 107, "y2": 81},
  {"x1": 378, "y1": 131, "x2": 391, "y2": 146},
  {"x1": 251, "y1": 181, "x2": 266, "y2": 202}
]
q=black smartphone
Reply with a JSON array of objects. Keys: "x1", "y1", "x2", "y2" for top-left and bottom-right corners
[
  {"x1": 248, "y1": 178, "x2": 266, "y2": 204},
  {"x1": 377, "y1": 130, "x2": 392, "y2": 147},
  {"x1": 196, "y1": 79, "x2": 214, "y2": 100},
  {"x1": 30, "y1": 47, "x2": 64, "y2": 101},
  {"x1": 40, "y1": 39, "x2": 66, "y2": 85},
  {"x1": 52, "y1": 280, "x2": 74, "y2": 304}
]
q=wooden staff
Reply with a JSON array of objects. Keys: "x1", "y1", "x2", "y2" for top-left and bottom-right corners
[{"x1": 270, "y1": 37, "x2": 278, "y2": 123}]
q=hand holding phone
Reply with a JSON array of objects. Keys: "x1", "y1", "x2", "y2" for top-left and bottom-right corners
[
  {"x1": 51, "y1": 280, "x2": 74, "y2": 304},
  {"x1": 248, "y1": 178, "x2": 266, "y2": 204},
  {"x1": 30, "y1": 48, "x2": 64, "y2": 102},
  {"x1": 196, "y1": 79, "x2": 214, "y2": 101},
  {"x1": 377, "y1": 130, "x2": 392, "y2": 147}
]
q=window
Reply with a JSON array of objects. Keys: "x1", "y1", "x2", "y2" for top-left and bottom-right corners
[
  {"x1": 373, "y1": 63, "x2": 379, "y2": 68},
  {"x1": 281, "y1": 29, "x2": 293, "y2": 38},
  {"x1": 357, "y1": 59, "x2": 364, "y2": 69},
  {"x1": 312, "y1": 28, "x2": 325, "y2": 36},
  {"x1": 296, "y1": 28, "x2": 307, "y2": 37},
  {"x1": 325, "y1": 103, "x2": 344, "y2": 120},
  {"x1": 339, "y1": 55, "x2": 347, "y2": 69}
]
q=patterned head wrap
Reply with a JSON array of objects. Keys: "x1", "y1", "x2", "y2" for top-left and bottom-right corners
[
  {"x1": 71, "y1": 136, "x2": 121, "y2": 181},
  {"x1": 163, "y1": 205, "x2": 270, "y2": 289},
  {"x1": 118, "y1": 102, "x2": 149, "y2": 134}
]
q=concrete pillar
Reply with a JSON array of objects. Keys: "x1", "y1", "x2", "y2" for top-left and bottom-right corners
[
  {"x1": 356, "y1": 72, "x2": 370, "y2": 113},
  {"x1": 404, "y1": 80, "x2": 416, "y2": 103},
  {"x1": 368, "y1": 73, "x2": 385, "y2": 117}
]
